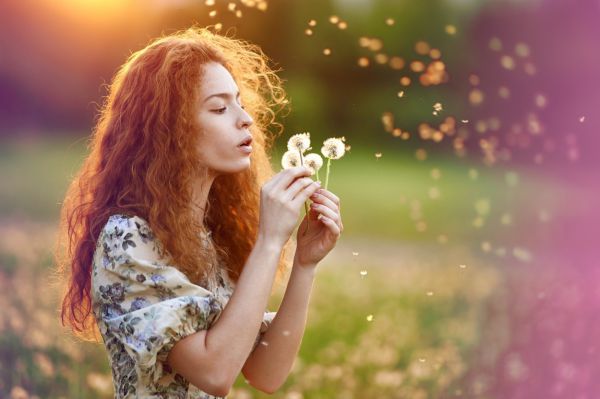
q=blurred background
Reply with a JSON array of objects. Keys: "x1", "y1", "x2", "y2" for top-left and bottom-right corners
[{"x1": 1, "y1": 0, "x2": 599, "y2": 397}]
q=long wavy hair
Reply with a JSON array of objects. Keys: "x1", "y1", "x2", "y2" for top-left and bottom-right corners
[{"x1": 54, "y1": 26, "x2": 291, "y2": 341}]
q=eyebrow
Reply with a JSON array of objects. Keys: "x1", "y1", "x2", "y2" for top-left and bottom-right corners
[{"x1": 203, "y1": 91, "x2": 241, "y2": 103}]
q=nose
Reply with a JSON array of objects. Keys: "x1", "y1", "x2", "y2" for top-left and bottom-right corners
[{"x1": 238, "y1": 109, "x2": 253, "y2": 130}]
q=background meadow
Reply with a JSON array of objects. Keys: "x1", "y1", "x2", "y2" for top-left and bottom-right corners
[{"x1": 1, "y1": 0, "x2": 599, "y2": 398}]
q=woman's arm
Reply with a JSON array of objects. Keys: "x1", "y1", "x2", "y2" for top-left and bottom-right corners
[
  {"x1": 241, "y1": 260, "x2": 316, "y2": 393},
  {"x1": 167, "y1": 234, "x2": 283, "y2": 396}
]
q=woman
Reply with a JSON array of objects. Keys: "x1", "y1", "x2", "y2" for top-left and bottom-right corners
[{"x1": 55, "y1": 26, "x2": 343, "y2": 398}]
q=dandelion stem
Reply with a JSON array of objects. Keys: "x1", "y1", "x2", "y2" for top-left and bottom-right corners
[
  {"x1": 298, "y1": 148, "x2": 310, "y2": 236},
  {"x1": 324, "y1": 157, "x2": 332, "y2": 190}
]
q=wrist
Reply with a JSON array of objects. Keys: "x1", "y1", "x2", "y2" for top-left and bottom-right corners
[
  {"x1": 293, "y1": 255, "x2": 318, "y2": 271},
  {"x1": 255, "y1": 233, "x2": 285, "y2": 255}
]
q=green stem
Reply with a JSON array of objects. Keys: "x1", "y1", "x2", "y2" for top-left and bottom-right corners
[
  {"x1": 298, "y1": 149, "x2": 310, "y2": 235},
  {"x1": 325, "y1": 157, "x2": 332, "y2": 190}
]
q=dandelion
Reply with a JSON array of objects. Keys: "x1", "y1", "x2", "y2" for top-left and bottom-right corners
[
  {"x1": 281, "y1": 150, "x2": 301, "y2": 169},
  {"x1": 321, "y1": 137, "x2": 346, "y2": 190},
  {"x1": 287, "y1": 132, "x2": 311, "y2": 154},
  {"x1": 303, "y1": 153, "x2": 324, "y2": 180},
  {"x1": 285, "y1": 132, "x2": 313, "y2": 234}
]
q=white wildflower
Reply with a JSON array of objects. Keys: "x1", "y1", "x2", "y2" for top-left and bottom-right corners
[
  {"x1": 287, "y1": 132, "x2": 311, "y2": 153},
  {"x1": 321, "y1": 137, "x2": 346, "y2": 160},
  {"x1": 281, "y1": 150, "x2": 301, "y2": 169}
]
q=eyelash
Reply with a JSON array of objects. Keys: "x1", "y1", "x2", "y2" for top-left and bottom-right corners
[{"x1": 213, "y1": 104, "x2": 245, "y2": 114}]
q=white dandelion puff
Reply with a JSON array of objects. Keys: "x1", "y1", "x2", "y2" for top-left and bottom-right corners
[
  {"x1": 287, "y1": 132, "x2": 312, "y2": 153},
  {"x1": 303, "y1": 153, "x2": 323, "y2": 178},
  {"x1": 281, "y1": 150, "x2": 301, "y2": 169},
  {"x1": 320, "y1": 137, "x2": 346, "y2": 160}
]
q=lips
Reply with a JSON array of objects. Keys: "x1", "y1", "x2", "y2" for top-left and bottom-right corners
[{"x1": 238, "y1": 135, "x2": 253, "y2": 147}]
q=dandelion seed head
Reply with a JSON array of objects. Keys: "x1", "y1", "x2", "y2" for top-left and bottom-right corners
[
  {"x1": 321, "y1": 137, "x2": 346, "y2": 159},
  {"x1": 287, "y1": 132, "x2": 311, "y2": 153},
  {"x1": 360, "y1": 270, "x2": 368, "y2": 276},
  {"x1": 366, "y1": 314, "x2": 374, "y2": 322},
  {"x1": 281, "y1": 150, "x2": 301, "y2": 169},
  {"x1": 303, "y1": 153, "x2": 324, "y2": 175}
]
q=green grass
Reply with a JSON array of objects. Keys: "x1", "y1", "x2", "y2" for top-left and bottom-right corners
[{"x1": 0, "y1": 136, "x2": 558, "y2": 398}]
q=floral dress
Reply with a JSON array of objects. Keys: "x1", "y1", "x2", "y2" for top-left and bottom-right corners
[{"x1": 91, "y1": 214, "x2": 276, "y2": 398}]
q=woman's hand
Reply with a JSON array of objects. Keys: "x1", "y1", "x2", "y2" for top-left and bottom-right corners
[
  {"x1": 294, "y1": 188, "x2": 343, "y2": 268},
  {"x1": 258, "y1": 166, "x2": 322, "y2": 249}
]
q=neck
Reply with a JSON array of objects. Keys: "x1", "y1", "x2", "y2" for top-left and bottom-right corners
[{"x1": 192, "y1": 172, "x2": 217, "y2": 223}]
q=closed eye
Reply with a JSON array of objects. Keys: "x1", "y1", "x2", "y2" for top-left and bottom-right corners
[{"x1": 213, "y1": 107, "x2": 227, "y2": 114}]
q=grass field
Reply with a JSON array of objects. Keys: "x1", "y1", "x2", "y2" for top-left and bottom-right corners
[{"x1": 0, "y1": 136, "x2": 560, "y2": 398}]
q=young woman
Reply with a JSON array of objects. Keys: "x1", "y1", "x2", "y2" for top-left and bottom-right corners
[{"x1": 55, "y1": 26, "x2": 343, "y2": 398}]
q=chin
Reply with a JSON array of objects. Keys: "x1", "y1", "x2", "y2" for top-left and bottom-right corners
[{"x1": 222, "y1": 158, "x2": 252, "y2": 175}]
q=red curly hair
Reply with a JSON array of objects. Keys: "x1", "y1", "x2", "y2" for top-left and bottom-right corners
[{"x1": 54, "y1": 25, "x2": 292, "y2": 341}]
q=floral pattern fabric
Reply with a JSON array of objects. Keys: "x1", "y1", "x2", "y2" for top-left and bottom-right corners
[{"x1": 91, "y1": 214, "x2": 276, "y2": 398}]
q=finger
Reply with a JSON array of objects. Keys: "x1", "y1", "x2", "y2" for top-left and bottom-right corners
[
  {"x1": 273, "y1": 167, "x2": 313, "y2": 190},
  {"x1": 310, "y1": 202, "x2": 340, "y2": 225},
  {"x1": 285, "y1": 177, "x2": 317, "y2": 201},
  {"x1": 309, "y1": 192, "x2": 338, "y2": 213},
  {"x1": 292, "y1": 180, "x2": 321, "y2": 206},
  {"x1": 318, "y1": 215, "x2": 341, "y2": 236},
  {"x1": 314, "y1": 189, "x2": 340, "y2": 209}
]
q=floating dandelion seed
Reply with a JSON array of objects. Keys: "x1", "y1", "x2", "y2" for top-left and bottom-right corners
[
  {"x1": 323, "y1": 48, "x2": 332, "y2": 56},
  {"x1": 415, "y1": 148, "x2": 427, "y2": 161},
  {"x1": 338, "y1": 21, "x2": 348, "y2": 30},
  {"x1": 419, "y1": 357, "x2": 427, "y2": 362},
  {"x1": 358, "y1": 57, "x2": 370, "y2": 67},
  {"x1": 513, "y1": 247, "x2": 533, "y2": 262},
  {"x1": 501, "y1": 55, "x2": 516, "y2": 70},
  {"x1": 235, "y1": 9, "x2": 243, "y2": 18},
  {"x1": 426, "y1": 291, "x2": 434, "y2": 296},
  {"x1": 366, "y1": 314, "x2": 374, "y2": 322},
  {"x1": 352, "y1": 251, "x2": 359, "y2": 256},
  {"x1": 469, "y1": 89, "x2": 484, "y2": 105},
  {"x1": 481, "y1": 241, "x2": 492, "y2": 252},
  {"x1": 489, "y1": 37, "x2": 502, "y2": 51},
  {"x1": 385, "y1": 18, "x2": 395, "y2": 26},
  {"x1": 308, "y1": 19, "x2": 317, "y2": 27},
  {"x1": 461, "y1": 119, "x2": 469, "y2": 123},
  {"x1": 303, "y1": 153, "x2": 323, "y2": 180},
  {"x1": 398, "y1": 91, "x2": 405, "y2": 98},
  {"x1": 228, "y1": 2, "x2": 236, "y2": 11},
  {"x1": 305, "y1": 28, "x2": 313, "y2": 36},
  {"x1": 415, "y1": 41, "x2": 430, "y2": 55},
  {"x1": 445, "y1": 24, "x2": 457, "y2": 35},
  {"x1": 459, "y1": 264, "x2": 467, "y2": 269},
  {"x1": 579, "y1": 116, "x2": 585, "y2": 123},
  {"x1": 209, "y1": 10, "x2": 217, "y2": 17},
  {"x1": 360, "y1": 270, "x2": 368, "y2": 276},
  {"x1": 329, "y1": 15, "x2": 339, "y2": 24},
  {"x1": 433, "y1": 102, "x2": 443, "y2": 112},
  {"x1": 400, "y1": 76, "x2": 411, "y2": 86},
  {"x1": 515, "y1": 42, "x2": 530, "y2": 57},
  {"x1": 321, "y1": 137, "x2": 346, "y2": 190},
  {"x1": 205, "y1": 0, "x2": 215, "y2": 5},
  {"x1": 375, "y1": 152, "x2": 383, "y2": 159}
]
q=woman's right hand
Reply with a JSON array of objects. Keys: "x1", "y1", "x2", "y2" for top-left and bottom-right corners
[{"x1": 257, "y1": 166, "x2": 321, "y2": 248}]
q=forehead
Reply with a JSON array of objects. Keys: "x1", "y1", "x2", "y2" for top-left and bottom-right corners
[{"x1": 199, "y1": 62, "x2": 239, "y2": 97}]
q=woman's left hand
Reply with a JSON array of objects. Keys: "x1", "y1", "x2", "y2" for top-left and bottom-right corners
[{"x1": 294, "y1": 188, "x2": 343, "y2": 269}]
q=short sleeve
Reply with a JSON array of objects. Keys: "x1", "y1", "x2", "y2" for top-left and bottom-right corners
[{"x1": 92, "y1": 215, "x2": 224, "y2": 385}]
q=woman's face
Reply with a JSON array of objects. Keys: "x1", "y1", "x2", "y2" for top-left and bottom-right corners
[{"x1": 195, "y1": 62, "x2": 254, "y2": 176}]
